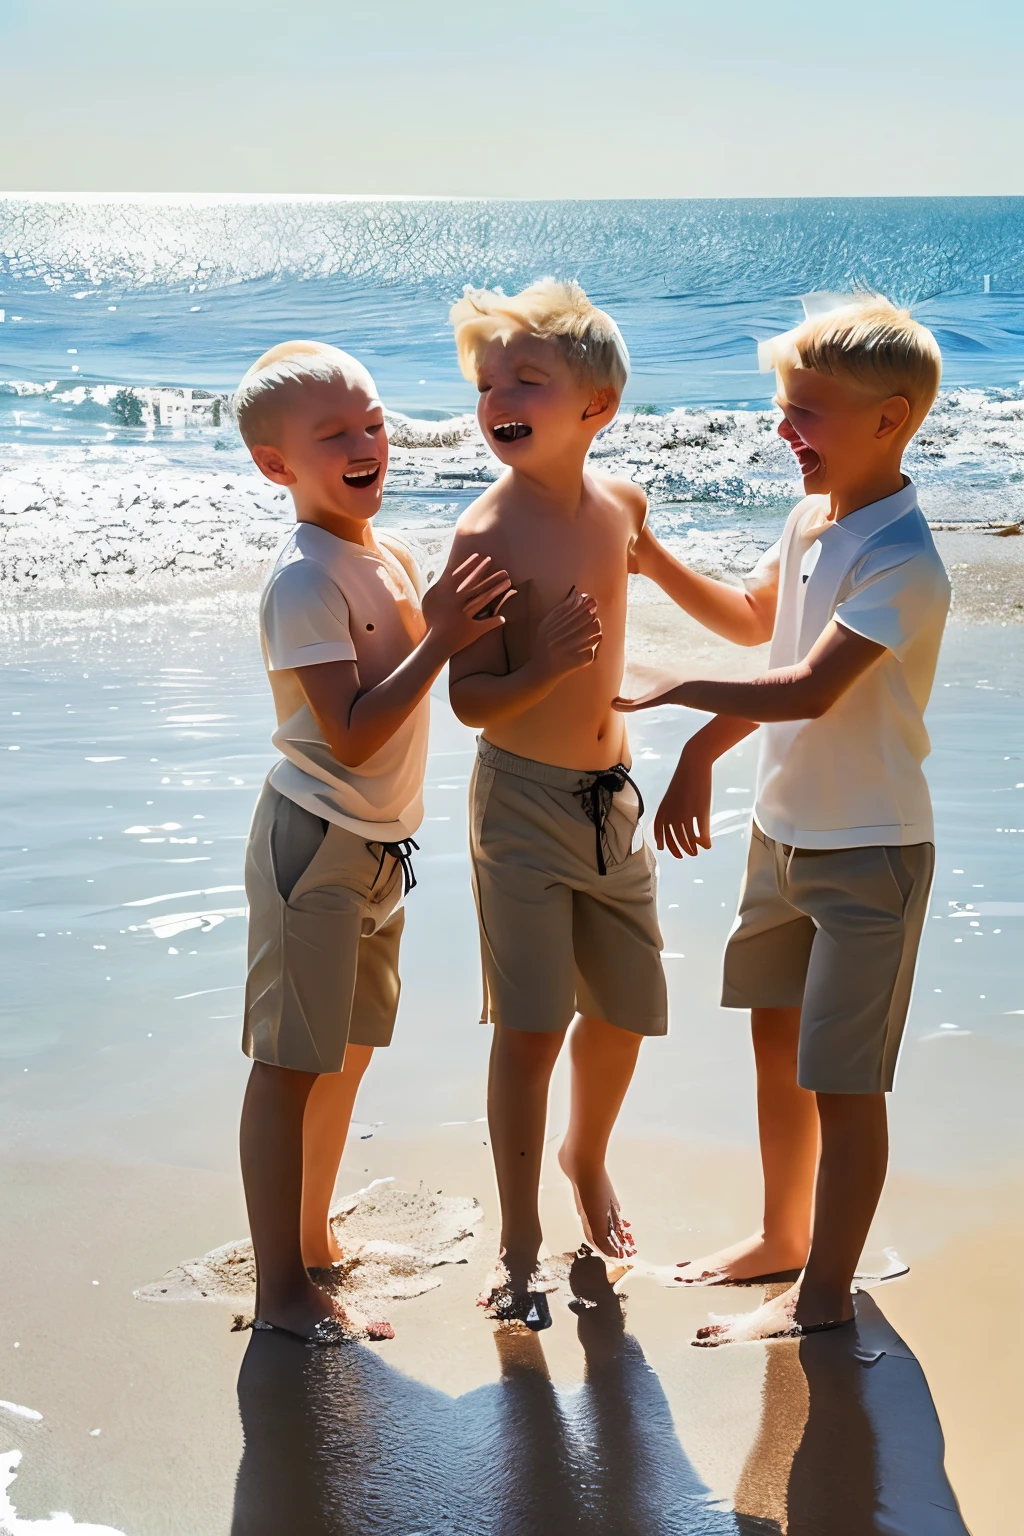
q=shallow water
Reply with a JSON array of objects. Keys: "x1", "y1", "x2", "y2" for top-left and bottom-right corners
[{"x1": 1, "y1": 604, "x2": 1020, "y2": 1179}]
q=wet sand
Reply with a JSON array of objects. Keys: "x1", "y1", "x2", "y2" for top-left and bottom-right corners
[
  {"x1": 1, "y1": 598, "x2": 1021, "y2": 1533},
  {"x1": 1, "y1": 1135, "x2": 1019, "y2": 1534}
]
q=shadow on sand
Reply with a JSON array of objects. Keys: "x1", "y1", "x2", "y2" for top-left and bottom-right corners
[{"x1": 231, "y1": 1259, "x2": 968, "y2": 1536}]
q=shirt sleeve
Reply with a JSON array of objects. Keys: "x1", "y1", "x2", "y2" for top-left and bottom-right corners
[
  {"x1": 379, "y1": 532, "x2": 425, "y2": 599},
  {"x1": 262, "y1": 559, "x2": 358, "y2": 671},
  {"x1": 743, "y1": 538, "x2": 781, "y2": 593},
  {"x1": 835, "y1": 549, "x2": 950, "y2": 661}
]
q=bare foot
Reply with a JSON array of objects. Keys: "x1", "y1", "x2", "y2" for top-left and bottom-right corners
[
  {"x1": 557, "y1": 1144, "x2": 636, "y2": 1261},
  {"x1": 693, "y1": 1282, "x2": 855, "y2": 1347},
  {"x1": 256, "y1": 1280, "x2": 393, "y2": 1343},
  {"x1": 673, "y1": 1231, "x2": 807, "y2": 1287}
]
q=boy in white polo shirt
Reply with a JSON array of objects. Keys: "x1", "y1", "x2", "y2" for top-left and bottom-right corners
[
  {"x1": 618, "y1": 295, "x2": 950, "y2": 1342},
  {"x1": 234, "y1": 341, "x2": 511, "y2": 1343}
]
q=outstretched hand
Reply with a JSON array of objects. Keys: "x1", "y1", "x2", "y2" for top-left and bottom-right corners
[
  {"x1": 422, "y1": 553, "x2": 515, "y2": 656},
  {"x1": 612, "y1": 664, "x2": 688, "y2": 714}
]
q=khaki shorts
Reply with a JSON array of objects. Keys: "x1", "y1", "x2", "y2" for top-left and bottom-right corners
[
  {"x1": 469, "y1": 741, "x2": 667, "y2": 1037},
  {"x1": 242, "y1": 780, "x2": 405, "y2": 1074},
  {"x1": 722, "y1": 824, "x2": 934, "y2": 1094}
]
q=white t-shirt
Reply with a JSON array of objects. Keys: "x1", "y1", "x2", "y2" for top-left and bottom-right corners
[
  {"x1": 748, "y1": 480, "x2": 950, "y2": 849},
  {"x1": 260, "y1": 522, "x2": 429, "y2": 842}
]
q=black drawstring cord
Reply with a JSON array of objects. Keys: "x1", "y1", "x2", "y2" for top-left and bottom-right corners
[
  {"x1": 371, "y1": 837, "x2": 420, "y2": 896},
  {"x1": 573, "y1": 764, "x2": 644, "y2": 876}
]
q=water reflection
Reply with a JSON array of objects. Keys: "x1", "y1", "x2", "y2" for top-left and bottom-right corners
[{"x1": 232, "y1": 1263, "x2": 966, "y2": 1535}]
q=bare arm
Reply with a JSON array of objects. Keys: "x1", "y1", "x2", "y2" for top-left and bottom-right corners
[
  {"x1": 630, "y1": 524, "x2": 776, "y2": 647},
  {"x1": 615, "y1": 620, "x2": 885, "y2": 724},
  {"x1": 298, "y1": 555, "x2": 512, "y2": 766}
]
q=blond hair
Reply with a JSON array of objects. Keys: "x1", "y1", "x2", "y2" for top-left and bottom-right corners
[
  {"x1": 449, "y1": 279, "x2": 629, "y2": 396},
  {"x1": 788, "y1": 295, "x2": 941, "y2": 422},
  {"x1": 233, "y1": 341, "x2": 376, "y2": 447}
]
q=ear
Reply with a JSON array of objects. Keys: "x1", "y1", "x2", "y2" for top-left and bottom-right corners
[
  {"x1": 875, "y1": 395, "x2": 911, "y2": 440},
  {"x1": 582, "y1": 387, "x2": 617, "y2": 424},
  {"x1": 250, "y1": 443, "x2": 297, "y2": 485}
]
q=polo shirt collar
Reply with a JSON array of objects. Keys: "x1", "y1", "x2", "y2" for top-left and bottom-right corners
[{"x1": 831, "y1": 479, "x2": 919, "y2": 541}]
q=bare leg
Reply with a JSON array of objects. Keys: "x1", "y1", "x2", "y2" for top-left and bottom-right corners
[
  {"x1": 795, "y1": 1091, "x2": 887, "y2": 1326},
  {"x1": 300, "y1": 1044, "x2": 374, "y2": 1268},
  {"x1": 694, "y1": 1091, "x2": 888, "y2": 1344},
  {"x1": 240, "y1": 1060, "x2": 392, "y2": 1340},
  {"x1": 486, "y1": 1023, "x2": 566, "y2": 1296},
  {"x1": 240, "y1": 1061, "x2": 340, "y2": 1336},
  {"x1": 557, "y1": 1014, "x2": 641, "y2": 1260},
  {"x1": 675, "y1": 1007, "x2": 818, "y2": 1284}
]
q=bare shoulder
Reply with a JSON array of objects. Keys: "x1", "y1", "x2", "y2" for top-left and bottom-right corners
[
  {"x1": 587, "y1": 471, "x2": 648, "y2": 535},
  {"x1": 451, "y1": 484, "x2": 509, "y2": 559}
]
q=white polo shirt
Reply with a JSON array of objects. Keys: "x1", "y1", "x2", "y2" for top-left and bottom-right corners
[
  {"x1": 748, "y1": 480, "x2": 950, "y2": 849},
  {"x1": 260, "y1": 523, "x2": 429, "y2": 842}
]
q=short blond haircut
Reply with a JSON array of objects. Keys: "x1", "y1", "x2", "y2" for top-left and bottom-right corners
[
  {"x1": 450, "y1": 279, "x2": 629, "y2": 396},
  {"x1": 233, "y1": 341, "x2": 376, "y2": 448},
  {"x1": 789, "y1": 295, "x2": 941, "y2": 422}
]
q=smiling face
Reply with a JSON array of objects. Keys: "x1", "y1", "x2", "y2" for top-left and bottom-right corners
[
  {"x1": 248, "y1": 370, "x2": 388, "y2": 534},
  {"x1": 774, "y1": 363, "x2": 908, "y2": 501},
  {"x1": 474, "y1": 330, "x2": 615, "y2": 476}
]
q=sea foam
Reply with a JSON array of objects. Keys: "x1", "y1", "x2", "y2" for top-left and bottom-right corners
[{"x1": 1, "y1": 391, "x2": 1022, "y2": 593}]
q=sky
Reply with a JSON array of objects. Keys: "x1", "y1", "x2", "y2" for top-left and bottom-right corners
[{"x1": 1, "y1": 0, "x2": 1022, "y2": 198}]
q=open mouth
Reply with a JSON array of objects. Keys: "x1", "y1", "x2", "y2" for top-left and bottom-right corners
[
  {"x1": 491, "y1": 421, "x2": 532, "y2": 443},
  {"x1": 787, "y1": 438, "x2": 821, "y2": 476},
  {"x1": 342, "y1": 463, "x2": 381, "y2": 489}
]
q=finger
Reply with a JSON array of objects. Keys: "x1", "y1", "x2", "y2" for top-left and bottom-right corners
[
  {"x1": 453, "y1": 555, "x2": 493, "y2": 592},
  {"x1": 450, "y1": 553, "x2": 483, "y2": 578},
  {"x1": 470, "y1": 612, "x2": 508, "y2": 637},
  {"x1": 461, "y1": 567, "x2": 511, "y2": 600},
  {"x1": 463, "y1": 587, "x2": 518, "y2": 621},
  {"x1": 696, "y1": 810, "x2": 712, "y2": 849},
  {"x1": 663, "y1": 823, "x2": 686, "y2": 860},
  {"x1": 462, "y1": 576, "x2": 514, "y2": 614}
]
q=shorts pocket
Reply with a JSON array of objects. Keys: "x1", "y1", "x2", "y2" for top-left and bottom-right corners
[
  {"x1": 269, "y1": 799, "x2": 329, "y2": 903},
  {"x1": 469, "y1": 760, "x2": 497, "y2": 847}
]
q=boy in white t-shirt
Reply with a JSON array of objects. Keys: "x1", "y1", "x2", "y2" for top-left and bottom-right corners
[
  {"x1": 617, "y1": 296, "x2": 950, "y2": 1343},
  {"x1": 234, "y1": 342, "x2": 511, "y2": 1343}
]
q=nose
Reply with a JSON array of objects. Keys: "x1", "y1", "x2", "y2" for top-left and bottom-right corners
[{"x1": 777, "y1": 415, "x2": 797, "y2": 443}]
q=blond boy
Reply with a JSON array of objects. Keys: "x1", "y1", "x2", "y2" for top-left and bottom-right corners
[
  {"x1": 618, "y1": 296, "x2": 950, "y2": 1342},
  {"x1": 236, "y1": 342, "x2": 510, "y2": 1342},
  {"x1": 447, "y1": 281, "x2": 668, "y2": 1325}
]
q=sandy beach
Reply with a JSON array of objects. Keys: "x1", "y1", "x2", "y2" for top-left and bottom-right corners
[{"x1": 0, "y1": 583, "x2": 1021, "y2": 1534}]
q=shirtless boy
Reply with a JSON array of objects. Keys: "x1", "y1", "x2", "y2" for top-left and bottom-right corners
[
  {"x1": 617, "y1": 295, "x2": 949, "y2": 1342},
  {"x1": 235, "y1": 342, "x2": 510, "y2": 1342},
  {"x1": 447, "y1": 281, "x2": 668, "y2": 1326}
]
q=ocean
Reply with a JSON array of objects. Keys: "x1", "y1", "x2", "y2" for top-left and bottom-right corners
[{"x1": 2, "y1": 195, "x2": 1024, "y2": 594}]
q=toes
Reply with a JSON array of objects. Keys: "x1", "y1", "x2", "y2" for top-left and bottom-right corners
[{"x1": 366, "y1": 1319, "x2": 395, "y2": 1341}]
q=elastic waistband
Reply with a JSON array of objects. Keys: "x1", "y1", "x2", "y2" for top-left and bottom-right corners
[{"x1": 476, "y1": 738, "x2": 630, "y2": 792}]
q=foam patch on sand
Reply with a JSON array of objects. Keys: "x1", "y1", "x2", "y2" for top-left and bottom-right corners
[
  {"x1": 135, "y1": 1179, "x2": 480, "y2": 1324},
  {"x1": 1, "y1": 1450, "x2": 125, "y2": 1535}
]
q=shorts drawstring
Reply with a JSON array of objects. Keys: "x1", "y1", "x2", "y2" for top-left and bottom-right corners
[
  {"x1": 370, "y1": 838, "x2": 420, "y2": 896},
  {"x1": 573, "y1": 764, "x2": 644, "y2": 877}
]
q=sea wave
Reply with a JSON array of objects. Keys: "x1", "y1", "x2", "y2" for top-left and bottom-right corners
[
  {"x1": 2, "y1": 390, "x2": 1021, "y2": 593},
  {"x1": 4, "y1": 196, "x2": 1024, "y2": 303}
]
